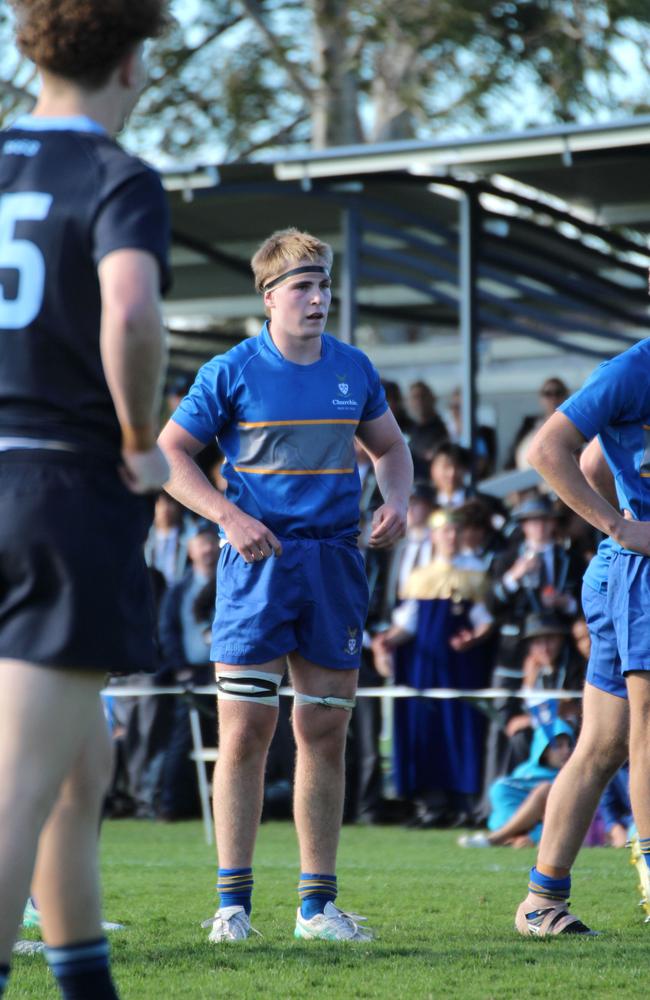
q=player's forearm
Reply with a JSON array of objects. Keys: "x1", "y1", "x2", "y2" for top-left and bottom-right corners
[
  {"x1": 528, "y1": 429, "x2": 622, "y2": 539},
  {"x1": 161, "y1": 444, "x2": 238, "y2": 527},
  {"x1": 373, "y1": 437, "x2": 413, "y2": 509},
  {"x1": 100, "y1": 302, "x2": 167, "y2": 451},
  {"x1": 579, "y1": 437, "x2": 618, "y2": 509}
]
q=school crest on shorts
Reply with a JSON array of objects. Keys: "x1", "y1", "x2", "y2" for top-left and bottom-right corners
[{"x1": 344, "y1": 627, "x2": 359, "y2": 655}]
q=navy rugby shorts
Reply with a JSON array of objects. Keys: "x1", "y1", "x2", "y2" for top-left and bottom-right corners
[
  {"x1": 0, "y1": 450, "x2": 155, "y2": 673},
  {"x1": 212, "y1": 536, "x2": 369, "y2": 669},
  {"x1": 582, "y1": 580, "x2": 626, "y2": 699}
]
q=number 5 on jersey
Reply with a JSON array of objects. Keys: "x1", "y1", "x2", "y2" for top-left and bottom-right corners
[{"x1": 0, "y1": 191, "x2": 53, "y2": 329}]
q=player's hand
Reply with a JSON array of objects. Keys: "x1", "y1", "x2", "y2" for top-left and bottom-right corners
[
  {"x1": 367, "y1": 501, "x2": 407, "y2": 549},
  {"x1": 120, "y1": 445, "x2": 170, "y2": 494},
  {"x1": 613, "y1": 514, "x2": 650, "y2": 556},
  {"x1": 222, "y1": 509, "x2": 283, "y2": 563}
]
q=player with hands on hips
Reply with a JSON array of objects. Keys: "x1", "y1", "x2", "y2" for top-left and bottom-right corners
[{"x1": 158, "y1": 227, "x2": 412, "y2": 943}]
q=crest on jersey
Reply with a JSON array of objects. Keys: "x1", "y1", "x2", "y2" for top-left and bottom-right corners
[
  {"x1": 344, "y1": 627, "x2": 359, "y2": 655},
  {"x1": 338, "y1": 383, "x2": 349, "y2": 395}
]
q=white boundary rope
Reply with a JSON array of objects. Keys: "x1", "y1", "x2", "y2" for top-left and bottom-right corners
[
  {"x1": 102, "y1": 685, "x2": 583, "y2": 701},
  {"x1": 101, "y1": 684, "x2": 583, "y2": 845}
]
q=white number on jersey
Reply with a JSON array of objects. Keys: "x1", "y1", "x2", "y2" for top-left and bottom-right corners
[{"x1": 0, "y1": 191, "x2": 53, "y2": 329}]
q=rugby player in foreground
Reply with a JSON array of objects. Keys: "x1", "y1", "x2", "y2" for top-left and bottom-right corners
[{"x1": 0, "y1": 2, "x2": 170, "y2": 995}]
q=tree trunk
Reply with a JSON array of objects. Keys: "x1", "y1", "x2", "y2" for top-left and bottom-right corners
[{"x1": 310, "y1": 0, "x2": 364, "y2": 148}]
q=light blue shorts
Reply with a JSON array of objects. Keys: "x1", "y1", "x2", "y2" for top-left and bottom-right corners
[
  {"x1": 583, "y1": 580, "x2": 626, "y2": 700},
  {"x1": 211, "y1": 537, "x2": 369, "y2": 669}
]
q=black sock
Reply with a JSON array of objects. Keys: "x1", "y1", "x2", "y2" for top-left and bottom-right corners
[
  {"x1": 0, "y1": 963, "x2": 9, "y2": 997},
  {"x1": 44, "y1": 938, "x2": 119, "y2": 1000}
]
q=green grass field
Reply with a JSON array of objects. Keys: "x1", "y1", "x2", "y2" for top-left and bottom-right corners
[{"x1": 7, "y1": 820, "x2": 649, "y2": 999}]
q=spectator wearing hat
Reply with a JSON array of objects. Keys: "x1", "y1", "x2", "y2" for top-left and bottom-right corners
[
  {"x1": 373, "y1": 508, "x2": 495, "y2": 827},
  {"x1": 489, "y1": 493, "x2": 586, "y2": 671},
  {"x1": 480, "y1": 611, "x2": 586, "y2": 811}
]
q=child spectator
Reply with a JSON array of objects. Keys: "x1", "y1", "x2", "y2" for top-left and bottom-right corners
[{"x1": 459, "y1": 721, "x2": 574, "y2": 847}]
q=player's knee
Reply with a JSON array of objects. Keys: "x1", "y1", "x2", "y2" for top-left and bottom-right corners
[
  {"x1": 574, "y1": 731, "x2": 627, "y2": 779},
  {"x1": 292, "y1": 697, "x2": 352, "y2": 751}
]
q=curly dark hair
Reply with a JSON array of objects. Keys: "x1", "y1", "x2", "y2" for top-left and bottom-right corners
[{"x1": 10, "y1": 0, "x2": 171, "y2": 89}]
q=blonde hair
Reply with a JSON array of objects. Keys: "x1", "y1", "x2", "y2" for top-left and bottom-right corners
[{"x1": 250, "y1": 228, "x2": 333, "y2": 293}]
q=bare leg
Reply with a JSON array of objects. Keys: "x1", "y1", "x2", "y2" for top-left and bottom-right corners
[
  {"x1": 290, "y1": 655, "x2": 357, "y2": 873},
  {"x1": 536, "y1": 683, "x2": 628, "y2": 876},
  {"x1": 212, "y1": 660, "x2": 284, "y2": 868},
  {"x1": 625, "y1": 673, "x2": 650, "y2": 847},
  {"x1": 32, "y1": 700, "x2": 113, "y2": 946},
  {"x1": 488, "y1": 782, "x2": 552, "y2": 845},
  {"x1": 0, "y1": 660, "x2": 106, "y2": 964}
]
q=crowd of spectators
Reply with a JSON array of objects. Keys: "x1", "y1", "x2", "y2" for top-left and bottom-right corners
[{"x1": 106, "y1": 374, "x2": 622, "y2": 842}]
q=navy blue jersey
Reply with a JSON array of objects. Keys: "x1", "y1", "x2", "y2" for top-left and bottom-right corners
[{"x1": 0, "y1": 116, "x2": 170, "y2": 458}]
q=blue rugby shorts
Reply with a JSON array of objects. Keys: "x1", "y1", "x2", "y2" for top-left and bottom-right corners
[
  {"x1": 607, "y1": 549, "x2": 650, "y2": 681},
  {"x1": 582, "y1": 580, "x2": 626, "y2": 699},
  {"x1": 211, "y1": 537, "x2": 369, "y2": 669}
]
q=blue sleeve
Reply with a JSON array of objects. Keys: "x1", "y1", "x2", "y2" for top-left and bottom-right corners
[
  {"x1": 559, "y1": 349, "x2": 648, "y2": 441},
  {"x1": 93, "y1": 167, "x2": 171, "y2": 293},
  {"x1": 171, "y1": 357, "x2": 233, "y2": 445}
]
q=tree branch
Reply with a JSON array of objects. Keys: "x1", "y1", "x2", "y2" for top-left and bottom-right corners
[{"x1": 237, "y1": 0, "x2": 312, "y2": 100}]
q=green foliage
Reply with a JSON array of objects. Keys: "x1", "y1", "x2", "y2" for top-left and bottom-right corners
[
  {"x1": 0, "y1": 1, "x2": 649, "y2": 158},
  {"x1": 7, "y1": 821, "x2": 650, "y2": 999}
]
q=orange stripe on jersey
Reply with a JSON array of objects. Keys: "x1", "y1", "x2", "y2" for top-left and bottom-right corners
[
  {"x1": 234, "y1": 466, "x2": 354, "y2": 475},
  {"x1": 238, "y1": 419, "x2": 358, "y2": 428}
]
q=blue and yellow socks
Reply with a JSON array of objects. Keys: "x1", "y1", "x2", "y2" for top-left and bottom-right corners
[
  {"x1": 44, "y1": 938, "x2": 118, "y2": 1000},
  {"x1": 299, "y1": 873, "x2": 337, "y2": 919},
  {"x1": 217, "y1": 867, "x2": 253, "y2": 915},
  {"x1": 528, "y1": 866, "x2": 571, "y2": 902}
]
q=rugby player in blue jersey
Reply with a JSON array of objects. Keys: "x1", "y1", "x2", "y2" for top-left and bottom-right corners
[
  {"x1": 0, "y1": 2, "x2": 170, "y2": 996},
  {"x1": 515, "y1": 346, "x2": 650, "y2": 936},
  {"x1": 159, "y1": 228, "x2": 413, "y2": 942}
]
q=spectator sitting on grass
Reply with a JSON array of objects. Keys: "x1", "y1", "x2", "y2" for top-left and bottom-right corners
[{"x1": 459, "y1": 720, "x2": 574, "y2": 848}]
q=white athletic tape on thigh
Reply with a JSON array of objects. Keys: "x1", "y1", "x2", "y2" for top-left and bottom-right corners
[
  {"x1": 216, "y1": 670, "x2": 280, "y2": 707},
  {"x1": 293, "y1": 692, "x2": 356, "y2": 712}
]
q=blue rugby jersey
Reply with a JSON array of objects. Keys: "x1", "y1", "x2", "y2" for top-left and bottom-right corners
[
  {"x1": 0, "y1": 115, "x2": 170, "y2": 459},
  {"x1": 172, "y1": 322, "x2": 387, "y2": 539},
  {"x1": 559, "y1": 339, "x2": 650, "y2": 544}
]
